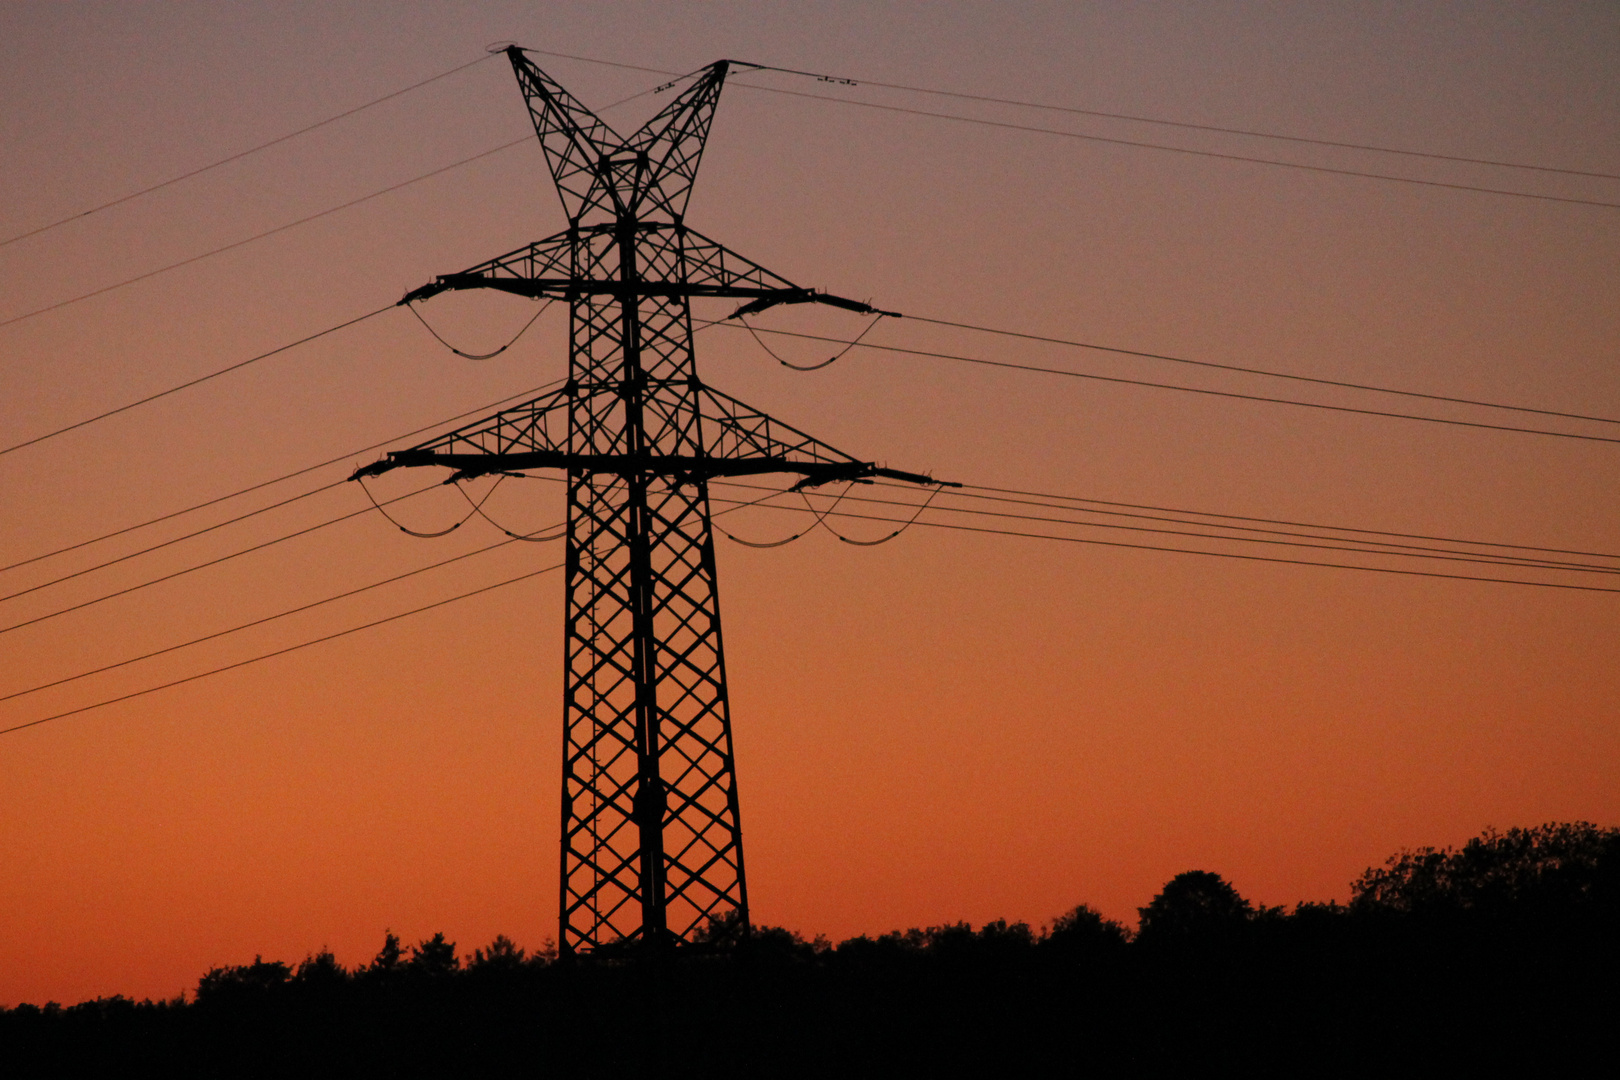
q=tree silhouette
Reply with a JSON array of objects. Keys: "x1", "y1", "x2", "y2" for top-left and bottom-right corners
[
  {"x1": 194, "y1": 955, "x2": 291, "y2": 1005},
  {"x1": 293, "y1": 950, "x2": 346, "y2": 987},
  {"x1": 367, "y1": 931, "x2": 403, "y2": 974},
  {"x1": 468, "y1": 934, "x2": 527, "y2": 972},
  {"x1": 1048, "y1": 903, "x2": 1129, "y2": 950},
  {"x1": 1136, "y1": 871, "x2": 1253, "y2": 944},
  {"x1": 407, "y1": 933, "x2": 458, "y2": 977},
  {"x1": 1352, "y1": 821, "x2": 1620, "y2": 916},
  {"x1": 6, "y1": 824, "x2": 1616, "y2": 1076}
]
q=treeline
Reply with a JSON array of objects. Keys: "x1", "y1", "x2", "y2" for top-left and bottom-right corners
[{"x1": 5, "y1": 822, "x2": 1617, "y2": 1076}]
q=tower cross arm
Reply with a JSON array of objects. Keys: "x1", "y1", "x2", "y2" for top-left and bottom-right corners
[
  {"x1": 399, "y1": 224, "x2": 898, "y2": 318},
  {"x1": 727, "y1": 291, "x2": 900, "y2": 320},
  {"x1": 405, "y1": 276, "x2": 888, "y2": 312},
  {"x1": 399, "y1": 230, "x2": 573, "y2": 305},
  {"x1": 350, "y1": 449, "x2": 954, "y2": 489}
]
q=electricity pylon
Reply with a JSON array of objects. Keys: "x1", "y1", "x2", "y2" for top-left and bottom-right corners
[{"x1": 352, "y1": 47, "x2": 945, "y2": 954}]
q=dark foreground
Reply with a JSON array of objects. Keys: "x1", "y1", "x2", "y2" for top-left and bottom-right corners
[{"x1": 6, "y1": 823, "x2": 1617, "y2": 1077}]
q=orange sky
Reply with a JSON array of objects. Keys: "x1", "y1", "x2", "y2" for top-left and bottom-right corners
[{"x1": 2, "y1": 2, "x2": 1617, "y2": 1006}]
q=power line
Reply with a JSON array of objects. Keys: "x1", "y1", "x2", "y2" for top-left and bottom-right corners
[
  {"x1": 709, "y1": 490, "x2": 1620, "y2": 594},
  {"x1": 713, "y1": 320, "x2": 1620, "y2": 446},
  {"x1": 520, "y1": 47, "x2": 680, "y2": 80},
  {"x1": 892, "y1": 510, "x2": 1620, "y2": 594},
  {"x1": 0, "y1": 535, "x2": 523, "y2": 704},
  {"x1": 0, "y1": 479, "x2": 443, "y2": 638},
  {"x1": 477, "y1": 468, "x2": 1620, "y2": 566},
  {"x1": 882, "y1": 486, "x2": 1618, "y2": 572},
  {"x1": 0, "y1": 54, "x2": 497, "y2": 250},
  {"x1": 929, "y1": 486, "x2": 1618, "y2": 571},
  {"x1": 408, "y1": 297, "x2": 554, "y2": 359},
  {"x1": 945, "y1": 481, "x2": 1620, "y2": 563},
  {"x1": 0, "y1": 305, "x2": 393, "y2": 458},
  {"x1": 807, "y1": 486, "x2": 1620, "y2": 575},
  {"x1": 0, "y1": 141, "x2": 526, "y2": 332},
  {"x1": 11, "y1": 463, "x2": 1614, "y2": 740},
  {"x1": 716, "y1": 481, "x2": 1619, "y2": 575},
  {"x1": 0, "y1": 380, "x2": 560, "y2": 576},
  {"x1": 898, "y1": 315, "x2": 1620, "y2": 428},
  {"x1": 0, "y1": 79, "x2": 666, "y2": 335},
  {"x1": 535, "y1": 46, "x2": 1619, "y2": 184},
  {"x1": 0, "y1": 480, "x2": 344, "y2": 604},
  {"x1": 511, "y1": 468, "x2": 1619, "y2": 575},
  {"x1": 16, "y1": 462, "x2": 1601, "y2": 700},
  {"x1": 894, "y1": 510, "x2": 1620, "y2": 594},
  {"x1": 0, "y1": 466, "x2": 754, "y2": 737},
  {"x1": 724, "y1": 83, "x2": 1620, "y2": 212},
  {"x1": 732, "y1": 61, "x2": 1620, "y2": 183},
  {"x1": 0, "y1": 561, "x2": 563, "y2": 738},
  {"x1": 448, "y1": 47, "x2": 1620, "y2": 210},
  {"x1": 3, "y1": 257, "x2": 678, "y2": 582}
]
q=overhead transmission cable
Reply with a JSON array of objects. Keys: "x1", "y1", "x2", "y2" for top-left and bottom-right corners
[
  {"x1": 813, "y1": 482, "x2": 947, "y2": 546},
  {"x1": 452, "y1": 480, "x2": 566, "y2": 541},
  {"x1": 494, "y1": 466, "x2": 1618, "y2": 569},
  {"x1": 5, "y1": 280, "x2": 632, "y2": 594},
  {"x1": 769, "y1": 484, "x2": 1620, "y2": 574},
  {"x1": 408, "y1": 298, "x2": 554, "y2": 359},
  {"x1": 940, "y1": 481, "x2": 1620, "y2": 563},
  {"x1": 710, "y1": 479, "x2": 1620, "y2": 574},
  {"x1": 0, "y1": 478, "x2": 345, "y2": 604},
  {"x1": 0, "y1": 479, "x2": 444, "y2": 638},
  {"x1": 0, "y1": 534, "x2": 525, "y2": 705},
  {"x1": 0, "y1": 54, "x2": 498, "y2": 250},
  {"x1": 726, "y1": 83, "x2": 1620, "y2": 212},
  {"x1": 522, "y1": 46, "x2": 1620, "y2": 208},
  {"x1": 711, "y1": 319, "x2": 1620, "y2": 446},
  {"x1": 0, "y1": 144, "x2": 527, "y2": 332},
  {"x1": 0, "y1": 305, "x2": 392, "y2": 459},
  {"x1": 711, "y1": 483, "x2": 854, "y2": 547},
  {"x1": 506, "y1": 466, "x2": 1615, "y2": 572},
  {"x1": 9, "y1": 463, "x2": 1618, "y2": 741},
  {"x1": 739, "y1": 312, "x2": 887, "y2": 370},
  {"x1": 17, "y1": 453, "x2": 1602, "y2": 664},
  {"x1": 0, "y1": 470, "x2": 751, "y2": 738},
  {"x1": 914, "y1": 486, "x2": 1619, "y2": 572},
  {"x1": 898, "y1": 315, "x2": 1620, "y2": 428},
  {"x1": 0, "y1": 379, "x2": 561, "y2": 576},
  {"x1": 0, "y1": 81, "x2": 664, "y2": 335},
  {"x1": 705, "y1": 487, "x2": 1620, "y2": 594},
  {"x1": 9, "y1": 488, "x2": 1615, "y2": 741},
  {"x1": 720, "y1": 314, "x2": 1620, "y2": 427},
  {"x1": 356, "y1": 473, "x2": 503, "y2": 538},
  {"x1": 730, "y1": 60, "x2": 1620, "y2": 182},
  {"x1": 0, "y1": 560, "x2": 566, "y2": 738}
]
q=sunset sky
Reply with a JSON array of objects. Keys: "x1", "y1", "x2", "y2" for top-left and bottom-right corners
[{"x1": 2, "y1": 2, "x2": 1617, "y2": 1007}]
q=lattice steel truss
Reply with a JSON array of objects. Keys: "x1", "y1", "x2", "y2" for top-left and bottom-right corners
[{"x1": 353, "y1": 47, "x2": 942, "y2": 953}]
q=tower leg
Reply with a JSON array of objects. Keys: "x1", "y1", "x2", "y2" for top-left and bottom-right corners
[
  {"x1": 558, "y1": 280, "x2": 747, "y2": 953},
  {"x1": 559, "y1": 473, "x2": 747, "y2": 951}
]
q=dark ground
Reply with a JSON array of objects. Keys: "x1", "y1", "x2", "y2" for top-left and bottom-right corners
[{"x1": 5, "y1": 822, "x2": 1616, "y2": 1077}]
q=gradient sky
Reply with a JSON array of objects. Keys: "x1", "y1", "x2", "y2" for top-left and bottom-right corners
[{"x1": 2, "y1": 1, "x2": 1617, "y2": 1006}]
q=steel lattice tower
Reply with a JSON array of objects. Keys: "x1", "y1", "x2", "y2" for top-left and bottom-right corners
[{"x1": 353, "y1": 47, "x2": 942, "y2": 953}]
